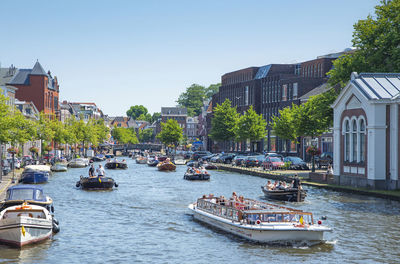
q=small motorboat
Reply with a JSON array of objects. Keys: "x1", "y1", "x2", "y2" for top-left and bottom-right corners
[
  {"x1": 20, "y1": 165, "x2": 51, "y2": 184},
  {"x1": 0, "y1": 203, "x2": 54, "y2": 247},
  {"x1": 76, "y1": 176, "x2": 118, "y2": 190},
  {"x1": 105, "y1": 160, "x2": 127, "y2": 169},
  {"x1": 204, "y1": 164, "x2": 218, "y2": 170},
  {"x1": 261, "y1": 186, "x2": 307, "y2": 202},
  {"x1": 173, "y1": 155, "x2": 187, "y2": 165},
  {"x1": 136, "y1": 156, "x2": 147, "y2": 164},
  {"x1": 147, "y1": 158, "x2": 159, "y2": 167},
  {"x1": 50, "y1": 163, "x2": 68, "y2": 172},
  {"x1": 0, "y1": 185, "x2": 54, "y2": 213},
  {"x1": 184, "y1": 172, "x2": 210, "y2": 181},
  {"x1": 68, "y1": 158, "x2": 88, "y2": 168},
  {"x1": 157, "y1": 161, "x2": 176, "y2": 171},
  {"x1": 90, "y1": 155, "x2": 105, "y2": 162},
  {"x1": 188, "y1": 195, "x2": 331, "y2": 244}
]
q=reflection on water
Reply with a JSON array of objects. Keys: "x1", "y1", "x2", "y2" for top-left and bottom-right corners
[{"x1": 0, "y1": 158, "x2": 399, "y2": 263}]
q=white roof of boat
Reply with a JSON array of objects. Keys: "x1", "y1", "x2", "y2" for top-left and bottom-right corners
[{"x1": 25, "y1": 165, "x2": 51, "y2": 172}]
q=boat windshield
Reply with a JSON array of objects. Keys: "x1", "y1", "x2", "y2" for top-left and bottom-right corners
[{"x1": 7, "y1": 189, "x2": 34, "y2": 200}]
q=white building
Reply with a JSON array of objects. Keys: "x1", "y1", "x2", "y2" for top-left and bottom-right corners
[{"x1": 332, "y1": 72, "x2": 400, "y2": 190}]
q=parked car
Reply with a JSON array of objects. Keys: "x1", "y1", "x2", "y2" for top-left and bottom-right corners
[
  {"x1": 202, "y1": 153, "x2": 217, "y2": 162},
  {"x1": 283, "y1": 156, "x2": 309, "y2": 170},
  {"x1": 265, "y1": 153, "x2": 284, "y2": 161},
  {"x1": 262, "y1": 156, "x2": 285, "y2": 170},
  {"x1": 232, "y1": 155, "x2": 246, "y2": 166},
  {"x1": 217, "y1": 153, "x2": 236, "y2": 164},
  {"x1": 210, "y1": 154, "x2": 222, "y2": 163},
  {"x1": 184, "y1": 151, "x2": 194, "y2": 159},
  {"x1": 191, "y1": 151, "x2": 212, "y2": 161},
  {"x1": 1, "y1": 159, "x2": 11, "y2": 176},
  {"x1": 315, "y1": 152, "x2": 333, "y2": 168},
  {"x1": 243, "y1": 156, "x2": 262, "y2": 167}
]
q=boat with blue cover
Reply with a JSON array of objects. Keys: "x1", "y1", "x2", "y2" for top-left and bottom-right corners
[
  {"x1": 0, "y1": 185, "x2": 53, "y2": 212},
  {"x1": 19, "y1": 165, "x2": 51, "y2": 184}
]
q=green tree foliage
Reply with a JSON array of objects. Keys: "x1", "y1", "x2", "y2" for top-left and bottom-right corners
[
  {"x1": 139, "y1": 128, "x2": 154, "y2": 143},
  {"x1": 111, "y1": 127, "x2": 138, "y2": 144},
  {"x1": 210, "y1": 99, "x2": 239, "y2": 142},
  {"x1": 205, "y1": 83, "x2": 220, "y2": 99},
  {"x1": 237, "y1": 106, "x2": 267, "y2": 143},
  {"x1": 156, "y1": 119, "x2": 183, "y2": 147},
  {"x1": 271, "y1": 90, "x2": 337, "y2": 140},
  {"x1": 137, "y1": 113, "x2": 152, "y2": 122},
  {"x1": 328, "y1": 0, "x2": 400, "y2": 87},
  {"x1": 0, "y1": 95, "x2": 13, "y2": 146},
  {"x1": 151, "y1": 112, "x2": 161, "y2": 123},
  {"x1": 126, "y1": 105, "x2": 148, "y2": 120},
  {"x1": 177, "y1": 84, "x2": 206, "y2": 116},
  {"x1": 8, "y1": 111, "x2": 36, "y2": 146}
]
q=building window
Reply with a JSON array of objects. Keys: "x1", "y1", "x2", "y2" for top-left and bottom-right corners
[
  {"x1": 322, "y1": 137, "x2": 333, "y2": 153},
  {"x1": 293, "y1": 83, "x2": 298, "y2": 99},
  {"x1": 245, "y1": 86, "x2": 249, "y2": 106},
  {"x1": 282, "y1": 85, "x2": 287, "y2": 101},
  {"x1": 344, "y1": 120, "x2": 350, "y2": 162},
  {"x1": 359, "y1": 118, "x2": 366, "y2": 162},
  {"x1": 352, "y1": 119, "x2": 357, "y2": 162}
]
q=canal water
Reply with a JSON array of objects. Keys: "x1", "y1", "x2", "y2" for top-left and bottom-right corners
[{"x1": 0, "y1": 158, "x2": 399, "y2": 263}]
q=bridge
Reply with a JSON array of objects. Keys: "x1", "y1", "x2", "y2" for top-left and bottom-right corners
[{"x1": 110, "y1": 143, "x2": 163, "y2": 154}]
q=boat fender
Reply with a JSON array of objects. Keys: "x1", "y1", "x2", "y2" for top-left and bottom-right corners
[
  {"x1": 114, "y1": 182, "x2": 118, "y2": 187},
  {"x1": 76, "y1": 182, "x2": 80, "y2": 188},
  {"x1": 53, "y1": 218, "x2": 59, "y2": 225},
  {"x1": 256, "y1": 220, "x2": 261, "y2": 225},
  {"x1": 52, "y1": 222, "x2": 60, "y2": 233},
  {"x1": 321, "y1": 216, "x2": 327, "y2": 220},
  {"x1": 51, "y1": 205, "x2": 55, "y2": 213}
]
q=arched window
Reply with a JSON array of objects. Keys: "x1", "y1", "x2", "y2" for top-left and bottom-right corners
[
  {"x1": 352, "y1": 119, "x2": 358, "y2": 162},
  {"x1": 359, "y1": 118, "x2": 366, "y2": 162},
  {"x1": 344, "y1": 120, "x2": 350, "y2": 161}
]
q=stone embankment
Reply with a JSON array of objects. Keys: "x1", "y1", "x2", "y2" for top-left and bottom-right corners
[
  {"x1": 214, "y1": 163, "x2": 400, "y2": 201},
  {"x1": 0, "y1": 171, "x2": 21, "y2": 200}
]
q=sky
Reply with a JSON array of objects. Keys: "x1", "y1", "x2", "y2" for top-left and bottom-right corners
[{"x1": 0, "y1": 0, "x2": 380, "y2": 116}]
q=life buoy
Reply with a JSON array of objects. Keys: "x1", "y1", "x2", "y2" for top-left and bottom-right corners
[
  {"x1": 256, "y1": 220, "x2": 261, "y2": 225},
  {"x1": 16, "y1": 205, "x2": 31, "y2": 210}
]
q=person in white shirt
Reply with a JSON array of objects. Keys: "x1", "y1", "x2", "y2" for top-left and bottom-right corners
[{"x1": 97, "y1": 164, "x2": 105, "y2": 177}]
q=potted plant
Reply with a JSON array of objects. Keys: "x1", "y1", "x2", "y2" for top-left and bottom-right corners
[{"x1": 29, "y1": 146, "x2": 39, "y2": 159}]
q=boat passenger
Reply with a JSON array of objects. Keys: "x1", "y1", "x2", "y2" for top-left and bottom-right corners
[
  {"x1": 327, "y1": 165, "x2": 333, "y2": 175},
  {"x1": 293, "y1": 174, "x2": 301, "y2": 189},
  {"x1": 88, "y1": 164, "x2": 95, "y2": 177},
  {"x1": 265, "y1": 180, "x2": 273, "y2": 190},
  {"x1": 97, "y1": 164, "x2": 105, "y2": 177},
  {"x1": 209, "y1": 194, "x2": 216, "y2": 203},
  {"x1": 219, "y1": 196, "x2": 226, "y2": 206}
]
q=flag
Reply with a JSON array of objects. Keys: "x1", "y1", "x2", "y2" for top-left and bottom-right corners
[
  {"x1": 98, "y1": 177, "x2": 101, "y2": 183},
  {"x1": 21, "y1": 225, "x2": 26, "y2": 237},
  {"x1": 299, "y1": 216, "x2": 304, "y2": 225}
]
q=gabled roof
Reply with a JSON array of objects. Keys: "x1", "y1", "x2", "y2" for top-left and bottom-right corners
[
  {"x1": 300, "y1": 83, "x2": 332, "y2": 102},
  {"x1": 8, "y1": 69, "x2": 31, "y2": 85},
  {"x1": 31, "y1": 61, "x2": 48, "y2": 76},
  {"x1": 350, "y1": 72, "x2": 400, "y2": 100}
]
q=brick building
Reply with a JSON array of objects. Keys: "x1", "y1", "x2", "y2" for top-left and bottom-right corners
[{"x1": 8, "y1": 61, "x2": 60, "y2": 119}]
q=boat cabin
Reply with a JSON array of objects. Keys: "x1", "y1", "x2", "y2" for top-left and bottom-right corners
[
  {"x1": 196, "y1": 197, "x2": 314, "y2": 225},
  {"x1": 5, "y1": 185, "x2": 47, "y2": 202}
]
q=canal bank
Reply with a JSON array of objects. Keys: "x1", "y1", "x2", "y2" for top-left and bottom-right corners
[
  {"x1": 0, "y1": 170, "x2": 21, "y2": 200},
  {"x1": 214, "y1": 163, "x2": 400, "y2": 201}
]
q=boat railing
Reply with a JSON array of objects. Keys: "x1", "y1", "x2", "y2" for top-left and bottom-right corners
[{"x1": 196, "y1": 198, "x2": 314, "y2": 224}]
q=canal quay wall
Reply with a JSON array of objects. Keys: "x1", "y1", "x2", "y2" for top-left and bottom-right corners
[
  {"x1": 0, "y1": 171, "x2": 21, "y2": 200},
  {"x1": 214, "y1": 164, "x2": 400, "y2": 201}
]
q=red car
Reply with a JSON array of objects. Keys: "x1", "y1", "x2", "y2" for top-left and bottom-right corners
[{"x1": 262, "y1": 157, "x2": 284, "y2": 170}]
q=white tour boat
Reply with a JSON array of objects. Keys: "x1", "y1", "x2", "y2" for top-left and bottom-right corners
[
  {"x1": 188, "y1": 196, "x2": 331, "y2": 244},
  {"x1": 0, "y1": 203, "x2": 53, "y2": 247}
]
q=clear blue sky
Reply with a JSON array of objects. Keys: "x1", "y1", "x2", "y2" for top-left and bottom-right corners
[{"x1": 0, "y1": 0, "x2": 379, "y2": 116}]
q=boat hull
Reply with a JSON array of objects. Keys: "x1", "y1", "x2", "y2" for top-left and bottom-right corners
[
  {"x1": 77, "y1": 177, "x2": 116, "y2": 190},
  {"x1": 136, "y1": 158, "x2": 147, "y2": 164},
  {"x1": 189, "y1": 204, "x2": 326, "y2": 243},
  {"x1": 105, "y1": 162, "x2": 127, "y2": 169},
  {"x1": 0, "y1": 217, "x2": 52, "y2": 248},
  {"x1": 261, "y1": 186, "x2": 307, "y2": 202},
  {"x1": 20, "y1": 171, "x2": 49, "y2": 184},
  {"x1": 184, "y1": 173, "x2": 210, "y2": 181},
  {"x1": 157, "y1": 163, "x2": 176, "y2": 171}
]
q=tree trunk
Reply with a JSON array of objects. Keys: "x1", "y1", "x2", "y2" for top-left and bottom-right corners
[
  {"x1": 0, "y1": 144, "x2": 3, "y2": 182},
  {"x1": 311, "y1": 154, "x2": 315, "y2": 172}
]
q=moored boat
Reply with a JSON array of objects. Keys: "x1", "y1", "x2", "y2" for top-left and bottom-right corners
[
  {"x1": 204, "y1": 164, "x2": 218, "y2": 170},
  {"x1": 76, "y1": 176, "x2": 118, "y2": 190},
  {"x1": 68, "y1": 158, "x2": 88, "y2": 168},
  {"x1": 261, "y1": 186, "x2": 307, "y2": 202},
  {"x1": 0, "y1": 185, "x2": 54, "y2": 212},
  {"x1": 20, "y1": 165, "x2": 51, "y2": 184},
  {"x1": 105, "y1": 160, "x2": 127, "y2": 169},
  {"x1": 188, "y1": 195, "x2": 331, "y2": 244},
  {"x1": 50, "y1": 163, "x2": 68, "y2": 172},
  {"x1": 0, "y1": 203, "x2": 54, "y2": 247}
]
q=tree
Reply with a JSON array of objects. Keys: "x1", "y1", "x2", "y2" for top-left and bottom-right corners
[
  {"x1": 156, "y1": 119, "x2": 183, "y2": 149},
  {"x1": 209, "y1": 99, "x2": 239, "y2": 150},
  {"x1": 271, "y1": 104, "x2": 298, "y2": 143},
  {"x1": 36, "y1": 113, "x2": 55, "y2": 157},
  {"x1": 235, "y1": 106, "x2": 267, "y2": 151},
  {"x1": 151, "y1": 112, "x2": 161, "y2": 123},
  {"x1": 205, "y1": 83, "x2": 220, "y2": 99},
  {"x1": 139, "y1": 128, "x2": 154, "y2": 143},
  {"x1": 111, "y1": 127, "x2": 138, "y2": 144},
  {"x1": 126, "y1": 105, "x2": 148, "y2": 120},
  {"x1": 328, "y1": 0, "x2": 400, "y2": 87},
  {"x1": 137, "y1": 113, "x2": 152, "y2": 122},
  {"x1": 177, "y1": 84, "x2": 206, "y2": 116}
]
